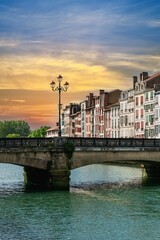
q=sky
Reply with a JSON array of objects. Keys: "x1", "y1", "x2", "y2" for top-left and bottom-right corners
[{"x1": 0, "y1": 0, "x2": 160, "y2": 129}]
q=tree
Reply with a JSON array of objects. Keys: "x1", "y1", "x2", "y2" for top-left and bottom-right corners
[
  {"x1": 6, "y1": 133, "x2": 21, "y2": 138},
  {"x1": 0, "y1": 120, "x2": 31, "y2": 138},
  {"x1": 28, "y1": 126, "x2": 50, "y2": 138}
]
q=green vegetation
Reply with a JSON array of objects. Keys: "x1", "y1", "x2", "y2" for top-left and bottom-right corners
[
  {"x1": 0, "y1": 120, "x2": 31, "y2": 138},
  {"x1": 63, "y1": 142, "x2": 75, "y2": 159},
  {"x1": 6, "y1": 133, "x2": 21, "y2": 138},
  {"x1": 28, "y1": 126, "x2": 50, "y2": 138}
]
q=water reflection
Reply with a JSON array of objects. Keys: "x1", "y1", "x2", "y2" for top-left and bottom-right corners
[
  {"x1": 0, "y1": 163, "x2": 152, "y2": 193},
  {"x1": 71, "y1": 164, "x2": 143, "y2": 190}
]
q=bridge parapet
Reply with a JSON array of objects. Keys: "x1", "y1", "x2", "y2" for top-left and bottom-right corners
[{"x1": 0, "y1": 137, "x2": 160, "y2": 149}]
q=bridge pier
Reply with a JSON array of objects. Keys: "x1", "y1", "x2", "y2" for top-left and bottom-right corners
[
  {"x1": 49, "y1": 150, "x2": 70, "y2": 190},
  {"x1": 24, "y1": 150, "x2": 70, "y2": 190},
  {"x1": 143, "y1": 163, "x2": 160, "y2": 183}
]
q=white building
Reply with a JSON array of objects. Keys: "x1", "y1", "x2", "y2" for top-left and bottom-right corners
[
  {"x1": 127, "y1": 89, "x2": 135, "y2": 137},
  {"x1": 110, "y1": 102, "x2": 120, "y2": 138},
  {"x1": 119, "y1": 90, "x2": 129, "y2": 138},
  {"x1": 144, "y1": 88, "x2": 155, "y2": 138},
  {"x1": 134, "y1": 73, "x2": 147, "y2": 138},
  {"x1": 46, "y1": 127, "x2": 58, "y2": 137},
  {"x1": 80, "y1": 100, "x2": 87, "y2": 137},
  {"x1": 154, "y1": 85, "x2": 160, "y2": 138}
]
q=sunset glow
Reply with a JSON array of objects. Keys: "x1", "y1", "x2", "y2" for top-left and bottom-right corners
[{"x1": 0, "y1": 0, "x2": 160, "y2": 129}]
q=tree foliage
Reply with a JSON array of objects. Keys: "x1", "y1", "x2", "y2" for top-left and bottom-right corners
[
  {"x1": 0, "y1": 120, "x2": 31, "y2": 138},
  {"x1": 28, "y1": 126, "x2": 50, "y2": 138},
  {"x1": 6, "y1": 133, "x2": 21, "y2": 138}
]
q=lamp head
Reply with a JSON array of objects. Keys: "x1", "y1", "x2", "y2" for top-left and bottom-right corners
[
  {"x1": 50, "y1": 80, "x2": 55, "y2": 89},
  {"x1": 57, "y1": 74, "x2": 63, "y2": 83},
  {"x1": 64, "y1": 81, "x2": 69, "y2": 90}
]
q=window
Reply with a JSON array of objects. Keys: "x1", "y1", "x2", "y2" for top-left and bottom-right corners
[
  {"x1": 140, "y1": 96, "x2": 143, "y2": 105},
  {"x1": 141, "y1": 121, "x2": 144, "y2": 130},
  {"x1": 150, "y1": 91, "x2": 153, "y2": 100},
  {"x1": 125, "y1": 116, "x2": 128, "y2": 126},
  {"x1": 145, "y1": 92, "x2": 148, "y2": 101},
  {"x1": 141, "y1": 84, "x2": 144, "y2": 90},
  {"x1": 141, "y1": 109, "x2": 144, "y2": 118},
  {"x1": 149, "y1": 115, "x2": 154, "y2": 125},
  {"x1": 136, "y1": 97, "x2": 138, "y2": 106}
]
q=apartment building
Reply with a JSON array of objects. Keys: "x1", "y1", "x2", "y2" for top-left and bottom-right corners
[
  {"x1": 80, "y1": 100, "x2": 87, "y2": 137},
  {"x1": 61, "y1": 103, "x2": 80, "y2": 136},
  {"x1": 119, "y1": 90, "x2": 128, "y2": 138},
  {"x1": 85, "y1": 93, "x2": 95, "y2": 137},
  {"x1": 144, "y1": 88, "x2": 155, "y2": 138},
  {"x1": 155, "y1": 85, "x2": 160, "y2": 138},
  {"x1": 134, "y1": 73, "x2": 148, "y2": 138},
  {"x1": 104, "y1": 106, "x2": 111, "y2": 138},
  {"x1": 110, "y1": 102, "x2": 120, "y2": 138},
  {"x1": 46, "y1": 127, "x2": 58, "y2": 137},
  {"x1": 74, "y1": 111, "x2": 81, "y2": 137},
  {"x1": 47, "y1": 71, "x2": 160, "y2": 139},
  {"x1": 117, "y1": 88, "x2": 135, "y2": 138}
]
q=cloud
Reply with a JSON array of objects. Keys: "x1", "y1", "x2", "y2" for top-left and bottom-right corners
[
  {"x1": 0, "y1": 0, "x2": 160, "y2": 129},
  {"x1": 148, "y1": 20, "x2": 160, "y2": 27},
  {"x1": 11, "y1": 99, "x2": 26, "y2": 103}
]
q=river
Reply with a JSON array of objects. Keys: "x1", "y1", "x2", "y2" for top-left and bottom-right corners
[{"x1": 0, "y1": 163, "x2": 160, "y2": 240}]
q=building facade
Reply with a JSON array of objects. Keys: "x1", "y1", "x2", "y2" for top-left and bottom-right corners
[{"x1": 47, "y1": 71, "x2": 160, "y2": 139}]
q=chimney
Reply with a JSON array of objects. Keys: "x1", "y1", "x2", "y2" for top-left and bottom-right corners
[
  {"x1": 133, "y1": 76, "x2": 138, "y2": 89},
  {"x1": 140, "y1": 72, "x2": 148, "y2": 81},
  {"x1": 89, "y1": 93, "x2": 93, "y2": 106},
  {"x1": 99, "y1": 89, "x2": 104, "y2": 95}
]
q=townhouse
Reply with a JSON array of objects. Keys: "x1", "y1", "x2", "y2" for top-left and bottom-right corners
[
  {"x1": 155, "y1": 84, "x2": 160, "y2": 138},
  {"x1": 119, "y1": 85, "x2": 135, "y2": 138},
  {"x1": 47, "y1": 71, "x2": 160, "y2": 139}
]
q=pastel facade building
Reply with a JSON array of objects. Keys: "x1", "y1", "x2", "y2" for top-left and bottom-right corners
[
  {"x1": 85, "y1": 93, "x2": 96, "y2": 137},
  {"x1": 110, "y1": 102, "x2": 120, "y2": 138},
  {"x1": 80, "y1": 100, "x2": 87, "y2": 137},
  {"x1": 134, "y1": 73, "x2": 149, "y2": 138},
  {"x1": 104, "y1": 106, "x2": 111, "y2": 138},
  {"x1": 118, "y1": 88, "x2": 135, "y2": 138},
  {"x1": 49, "y1": 71, "x2": 160, "y2": 139},
  {"x1": 155, "y1": 85, "x2": 160, "y2": 138},
  {"x1": 46, "y1": 127, "x2": 58, "y2": 137}
]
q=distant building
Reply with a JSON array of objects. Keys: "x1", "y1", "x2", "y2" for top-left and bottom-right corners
[
  {"x1": 62, "y1": 103, "x2": 80, "y2": 137},
  {"x1": 46, "y1": 127, "x2": 58, "y2": 137}
]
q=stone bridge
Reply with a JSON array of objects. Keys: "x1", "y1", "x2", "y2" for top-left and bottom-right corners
[{"x1": 0, "y1": 137, "x2": 160, "y2": 189}]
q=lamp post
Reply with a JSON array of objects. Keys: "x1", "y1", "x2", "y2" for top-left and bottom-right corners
[{"x1": 50, "y1": 75, "x2": 69, "y2": 137}]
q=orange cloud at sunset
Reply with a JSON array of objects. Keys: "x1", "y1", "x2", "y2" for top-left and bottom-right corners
[
  {"x1": 0, "y1": 54, "x2": 131, "y2": 129},
  {"x1": 0, "y1": 0, "x2": 160, "y2": 129},
  {"x1": 0, "y1": 54, "x2": 129, "y2": 91}
]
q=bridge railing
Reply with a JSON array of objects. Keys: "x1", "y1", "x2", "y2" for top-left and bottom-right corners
[
  {"x1": 67, "y1": 138, "x2": 160, "y2": 148},
  {"x1": 0, "y1": 137, "x2": 160, "y2": 149}
]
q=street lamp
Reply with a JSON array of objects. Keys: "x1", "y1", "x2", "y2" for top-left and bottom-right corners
[{"x1": 50, "y1": 75, "x2": 69, "y2": 137}]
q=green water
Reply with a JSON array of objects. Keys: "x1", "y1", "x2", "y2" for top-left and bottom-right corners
[{"x1": 0, "y1": 164, "x2": 160, "y2": 240}]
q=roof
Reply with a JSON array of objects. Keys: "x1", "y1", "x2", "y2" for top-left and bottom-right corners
[
  {"x1": 46, "y1": 127, "x2": 58, "y2": 132},
  {"x1": 144, "y1": 72, "x2": 160, "y2": 88}
]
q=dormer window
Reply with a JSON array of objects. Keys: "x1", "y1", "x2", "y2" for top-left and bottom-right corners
[
  {"x1": 135, "y1": 83, "x2": 139, "y2": 92},
  {"x1": 141, "y1": 84, "x2": 143, "y2": 90}
]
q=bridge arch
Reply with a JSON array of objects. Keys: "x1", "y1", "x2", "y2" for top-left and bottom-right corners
[{"x1": 71, "y1": 150, "x2": 160, "y2": 169}]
